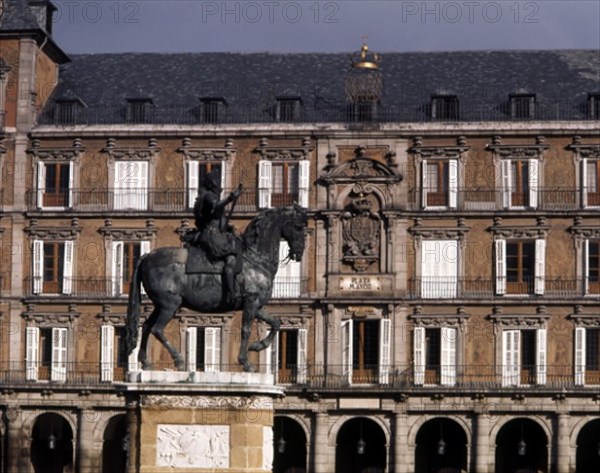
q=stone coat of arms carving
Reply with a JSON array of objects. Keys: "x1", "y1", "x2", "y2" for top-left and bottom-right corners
[{"x1": 342, "y1": 195, "x2": 380, "y2": 272}]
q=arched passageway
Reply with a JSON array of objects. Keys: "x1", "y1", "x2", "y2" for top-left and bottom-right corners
[
  {"x1": 576, "y1": 418, "x2": 600, "y2": 473},
  {"x1": 415, "y1": 418, "x2": 467, "y2": 473},
  {"x1": 495, "y1": 418, "x2": 548, "y2": 473},
  {"x1": 273, "y1": 416, "x2": 307, "y2": 473},
  {"x1": 31, "y1": 413, "x2": 73, "y2": 473},
  {"x1": 102, "y1": 415, "x2": 127, "y2": 473},
  {"x1": 335, "y1": 417, "x2": 386, "y2": 473}
]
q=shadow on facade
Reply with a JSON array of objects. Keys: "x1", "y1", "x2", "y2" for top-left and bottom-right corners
[
  {"x1": 415, "y1": 417, "x2": 467, "y2": 473},
  {"x1": 273, "y1": 416, "x2": 307, "y2": 473},
  {"x1": 495, "y1": 418, "x2": 547, "y2": 473},
  {"x1": 102, "y1": 415, "x2": 127, "y2": 473},
  {"x1": 335, "y1": 417, "x2": 386, "y2": 473},
  {"x1": 31, "y1": 413, "x2": 73, "y2": 473},
  {"x1": 576, "y1": 418, "x2": 600, "y2": 473}
]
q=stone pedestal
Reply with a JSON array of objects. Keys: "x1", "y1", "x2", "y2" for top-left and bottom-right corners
[{"x1": 119, "y1": 371, "x2": 284, "y2": 473}]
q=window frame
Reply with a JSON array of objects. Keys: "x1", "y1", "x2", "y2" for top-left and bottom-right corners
[
  {"x1": 431, "y1": 95, "x2": 460, "y2": 121},
  {"x1": 258, "y1": 159, "x2": 310, "y2": 209},
  {"x1": 37, "y1": 161, "x2": 74, "y2": 210},
  {"x1": 582, "y1": 159, "x2": 600, "y2": 208},
  {"x1": 495, "y1": 238, "x2": 545, "y2": 296},
  {"x1": 25, "y1": 326, "x2": 69, "y2": 382},
  {"x1": 501, "y1": 328, "x2": 547, "y2": 387},
  {"x1": 421, "y1": 158, "x2": 458, "y2": 210},
  {"x1": 113, "y1": 160, "x2": 149, "y2": 210},
  {"x1": 32, "y1": 240, "x2": 74, "y2": 295},
  {"x1": 501, "y1": 158, "x2": 539, "y2": 209},
  {"x1": 186, "y1": 326, "x2": 222, "y2": 372},
  {"x1": 414, "y1": 326, "x2": 457, "y2": 386}
]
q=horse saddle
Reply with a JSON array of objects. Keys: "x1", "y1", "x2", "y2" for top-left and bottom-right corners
[{"x1": 185, "y1": 246, "x2": 243, "y2": 275}]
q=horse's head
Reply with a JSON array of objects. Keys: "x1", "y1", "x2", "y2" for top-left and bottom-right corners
[{"x1": 280, "y1": 205, "x2": 308, "y2": 262}]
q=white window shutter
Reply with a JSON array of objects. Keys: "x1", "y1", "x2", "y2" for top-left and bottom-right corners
[
  {"x1": 128, "y1": 327, "x2": 142, "y2": 372},
  {"x1": 448, "y1": 159, "x2": 458, "y2": 208},
  {"x1": 32, "y1": 240, "x2": 44, "y2": 294},
  {"x1": 495, "y1": 240, "x2": 506, "y2": 295},
  {"x1": 62, "y1": 241, "x2": 74, "y2": 295},
  {"x1": 101, "y1": 325, "x2": 115, "y2": 382},
  {"x1": 112, "y1": 241, "x2": 124, "y2": 296},
  {"x1": 186, "y1": 327, "x2": 198, "y2": 372},
  {"x1": 67, "y1": 162, "x2": 74, "y2": 208},
  {"x1": 140, "y1": 241, "x2": 151, "y2": 295},
  {"x1": 502, "y1": 330, "x2": 520, "y2": 387},
  {"x1": 501, "y1": 160, "x2": 512, "y2": 208},
  {"x1": 137, "y1": 161, "x2": 149, "y2": 210},
  {"x1": 378, "y1": 319, "x2": 391, "y2": 385},
  {"x1": 219, "y1": 162, "x2": 227, "y2": 199},
  {"x1": 51, "y1": 327, "x2": 68, "y2": 382},
  {"x1": 187, "y1": 161, "x2": 200, "y2": 209},
  {"x1": 440, "y1": 327, "x2": 457, "y2": 386},
  {"x1": 534, "y1": 239, "x2": 546, "y2": 295},
  {"x1": 258, "y1": 160, "x2": 272, "y2": 209},
  {"x1": 584, "y1": 239, "x2": 590, "y2": 295},
  {"x1": 581, "y1": 160, "x2": 588, "y2": 207},
  {"x1": 26, "y1": 327, "x2": 40, "y2": 381},
  {"x1": 297, "y1": 328, "x2": 308, "y2": 384},
  {"x1": 37, "y1": 161, "x2": 45, "y2": 208},
  {"x1": 420, "y1": 240, "x2": 437, "y2": 299},
  {"x1": 528, "y1": 159, "x2": 539, "y2": 209},
  {"x1": 113, "y1": 161, "x2": 123, "y2": 209},
  {"x1": 536, "y1": 328, "x2": 547, "y2": 385},
  {"x1": 204, "y1": 327, "x2": 221, "y2": 372},
  {"x1": 574, "y1": 327, "x2": 586, "y2": 386},
  {"x1": 341, "y1": 320, "x2": 353, "y2": 385},
  {"x1": 413, "y1": 326, "x2": 425, "y2": 385},
  {"x1": 298, "y1": 160, "x2": 310, "y2": 208},
  {"x1": 421, "y1": 159, "x2": 428, "y2": 209},
  {"x1": 266, "y1": 329, "x2": 279, "y2": 382}
]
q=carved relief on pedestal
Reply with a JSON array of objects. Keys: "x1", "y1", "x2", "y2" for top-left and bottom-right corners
[
  {"x1": 156, "y1": 424, "x2": 229, "y2": 468},
  {"x1": 341, "y1": 187, "x2": 380, "y2": 272}
]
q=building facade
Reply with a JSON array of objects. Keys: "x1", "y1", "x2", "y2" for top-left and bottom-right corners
[{"x1": 1, "y1": 1, "x2": 600, "y2": 472}]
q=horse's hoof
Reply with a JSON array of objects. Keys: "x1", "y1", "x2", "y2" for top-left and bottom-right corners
[
  {"x1": 142, "y1": 362, "x2": 153, "y2": 371},
  {"x1": 175, "y1": 360, "x2": 185, "y2": 371}
]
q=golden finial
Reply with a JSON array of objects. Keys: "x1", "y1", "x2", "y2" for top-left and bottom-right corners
[{"x1": 351, "y1": 38, "x2": 381, "y2": 70}]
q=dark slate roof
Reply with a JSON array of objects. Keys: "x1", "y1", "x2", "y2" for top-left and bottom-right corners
[
  {"x1": 39, "y1": 50, "x2": 600, "y2": 124},
  {"x1": 0, "y1": 0, "x2": 42, "y2": 31}
]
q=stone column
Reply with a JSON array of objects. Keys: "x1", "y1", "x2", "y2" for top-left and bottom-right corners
[
  {"x1": 5, "y1": 407, "x2": 22, "y2": 473},
  {"x1": 125, "y1": 398, "x2": 139, "y2": 473},
  {"x1": 556, "y1": 413, "x2": 571, "y2": 473},
  {"x1": 475, "y1": 411, "x2": 491, "y2": 473},
  {"x1": 312, "y1": 411, "x2": 330, "y2": 473},
  {"x1": 393, "y1": 409, "x2": 409, "y2": 473},
  {"x1": 77, "y1": 409, "x2": 97, "y2": 473}
]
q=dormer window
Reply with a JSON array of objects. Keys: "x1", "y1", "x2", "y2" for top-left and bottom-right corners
[
  {"x1": 510, "y1": 93, "x2": 536, "y2": 119},
  {"x1": 431, "y1": 95, "x2": 459, "y2": 121},
  {"x1": 200, "y1": 97, "x2": 226, "y2": 124},
  {"x1": 588, "y1": 93, "x2": 600, "y2": 120},
  {"x1": 53, "y1": 98, "x2": 84, "y2": 125},
  {"x1": 347, "y1": 101, "x2": 377, "y2": 122},
  {"x1": 276, "y1": 97, "x2": 301, "y2": 122},
  {"x1": 126, "y1": 98, "x2": 153, "y2": 123}
]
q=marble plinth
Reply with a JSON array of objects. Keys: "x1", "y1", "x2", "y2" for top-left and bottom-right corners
[{"x1": 118, "y1": 371, "x2": 284, "y2": 473}]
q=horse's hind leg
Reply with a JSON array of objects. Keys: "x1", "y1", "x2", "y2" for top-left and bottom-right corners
[
  {"x1": 249, "y1": 308, "x2": 280, "y2": 352},
  {"x1": 239, "y1": 294, "x2": 260, "y2": 372},
  {"x1": 149, "y1": 304, "x2": 185, "y2": 370}
]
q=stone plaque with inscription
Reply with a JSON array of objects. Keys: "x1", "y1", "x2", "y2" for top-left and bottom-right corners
[{"x1": 339, "y1": 276, "x2": 382, "y2": 291}]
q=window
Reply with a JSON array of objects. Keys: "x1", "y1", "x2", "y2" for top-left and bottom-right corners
[
  {"x1": 32, "y1": 240, "x2": 74, "y2": 295},
  {"x1": 101, "y1": 326, "x2": 132, "y2": 382},
  {"x1": 414, "y1": 326, "x2": 457, "y2": 386},
  {"x1": 341, "y1": 318, "x2": 391, "y2": 385},
  {"x1": 575, "y1": 327, "x2": 600, "y2": 385},
  {"x1": 421, "y1": 159, "x2": 458, "y2": 209},
  {"x1": 273, "y1": 240, "x2": 302, "y2": 298},
  {"x1": 495, "y1": 239, "x2": 545, "y2": 295},
  {"x1": 187, "y1": 161, "x2": 223, "y2": 208},
  {"x1": 584, "y1": 240, "x2": 600, "y2": 295},
  {"x1": 501, "y1": 159, "x2": 539, "y2": 209},
  {"x1": 277, "y1": 98, "x2": 301, "y2": 122},
  {"x1": 268, "y1": 328, "x2": 307, "y2": 384},
  {"x1": 588, "y1": 93, "x2": 600, "y2": 120},
  {"x1": 37, "y1": 161, "x2": 73, "y2": 209},
  {"x1": 420, "y1": 240, "x2": 458, "y2": 298},
  {"x1": 111, "y1": 241, "x2": 150, "y2": 296},
  {"x1": 582, "y1": 160, "x2": 600, "y2": 207},
  {"x1": 258, "y1": 160, "x2": 310, "y2": 208},
  {"x1": 126, "y1": 99, "x2": 152, "y2": 123},
  {"x1": 113, "y1": 160, "x2": 148, "y2": 210},
  {"x1": 54, "y1": 100, "x2": 75, "y2": 124},
  {"x1": 186, "y1": 327, "x2": 222, "y2": 372},
  {"x1": 431, "y1": 95, "x2": 459, "y2": 121},
  {"x1": 202, "y1": 100, "x2": 220, "y2": 123},
  {"x1": 347, "y1": 101, "x2": 375, "y2": 122},
  {"x1": 509, "y1": 94, "x2": 536, "y2": 119},
  {"x1": 25, "y1": 327, "x2": 68, "y2": 382},
  {"x1": 502, "y1": 328, "x2": 546, "y2": 386}
]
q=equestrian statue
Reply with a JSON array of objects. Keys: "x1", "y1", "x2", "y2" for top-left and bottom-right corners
[{"x1": 125, "y1": 170, "x2": 308, "y2": 372}]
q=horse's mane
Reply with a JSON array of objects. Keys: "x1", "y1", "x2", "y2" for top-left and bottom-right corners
[{"x1": 242, "y1": 207, "x2": 289, "y2": 249}]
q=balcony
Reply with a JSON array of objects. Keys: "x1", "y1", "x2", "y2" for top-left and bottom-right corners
[
  {"x1": 409, "y1": 188, "x2": 585, "y2": 212},
  {"x1": 271, "y1": 277, "x2": 309, "y2": 299},
  {"x1": 25, "y1": 277, "x2": 129, "y2": 298},
  {"x1": 25, "y1": 188, "x2": 259, "y2": 213},
  {"x1": 408, "y1": 277, "x2": 595, "y2": 299}
]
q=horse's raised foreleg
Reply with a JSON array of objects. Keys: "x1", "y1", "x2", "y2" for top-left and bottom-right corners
[
  {"x1": 239, "y1": 294, "x2": 260, "y2": 372},
  {"x1": 249, "y1": 308, "x2": 280, "y2": 352},
  {"x1": 147, "y1": 305, "x2": 185, "y2": 370}
]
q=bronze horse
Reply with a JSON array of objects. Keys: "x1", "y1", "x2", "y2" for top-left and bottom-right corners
[{"x1": 126, "y1": 206, "x2": 308, "y2": 372}]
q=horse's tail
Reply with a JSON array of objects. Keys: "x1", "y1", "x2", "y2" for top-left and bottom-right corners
[{"x1": 126, "y1": 255, "x2": 144, "y2": 356}]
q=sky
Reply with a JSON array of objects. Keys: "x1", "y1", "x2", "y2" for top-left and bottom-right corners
[{"x1": 50, "y1": 0, "x2": 600, "y2": 54}]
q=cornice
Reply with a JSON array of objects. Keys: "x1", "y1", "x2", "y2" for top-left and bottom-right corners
[
  {"x1": 99, "y1": 218, "x2": 158, "y2": 240},
  {"x1": 488, "y1": 217, "x2": 549, "y2": 239},
  {"x1": 25, "y1": 218, "x2": 82, "y2": 238},
  {"x1": 27, "y1": 138, "x2": 85, "y2": 160},
  {"x1": 408, "y1": 135, "x2": 469, "y2": 159},
  {"x1": 568, "y1": 217, "x2": 600, "y2": 239},
  {"x1": 485, "y1": 135, "x2": 549, "y2": 159},
  {"x1": 489, "y1": 307, "x2": 550, "y2": 327},
  {"x1": 102, "y1": 137, "x2": 160, "y2": 160},
  {"x1": 566, "y1": 137, "x2": 600, "y2": 159},
  {"x1": 177, "y1": 137, "x2": 235, "y2": 161},
  {"x1": 255, "y1": 136, "x2": 313, "y2": 160},
  {"x1": 410, "y1": 309, "x2": 470, "y2": 327},
  {"x1": 178, "y1": 312, "x2": 234, "y2": 327},
  {"x1": 22, "y1": 304, "x2": 81, "y2": 324},
  {"x1": 409, "y1": 218, "x2": 470, "y2": 240},
  {"x1": 568, "y1": 311, "x2": 600, "y2": 328}
]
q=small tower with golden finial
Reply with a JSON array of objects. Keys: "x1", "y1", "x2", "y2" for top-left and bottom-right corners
[{"x1": 345, "y1": 37, "x2": 382, "y2": 104}]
